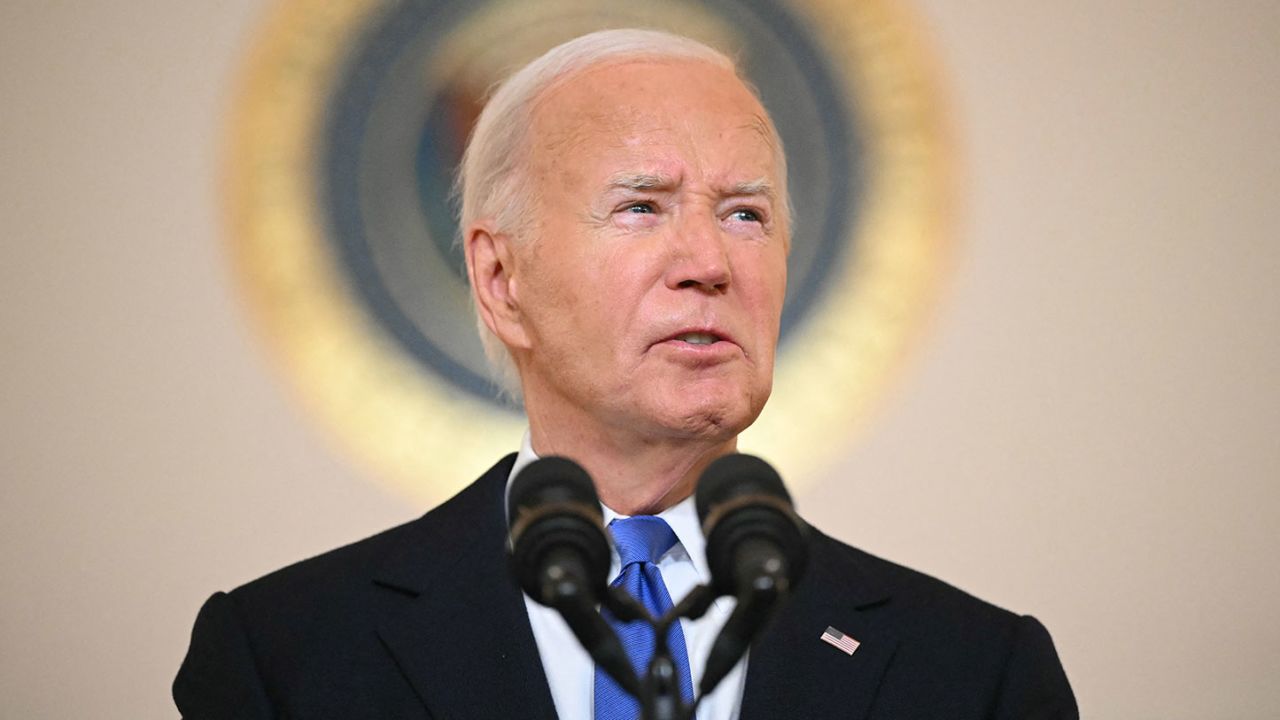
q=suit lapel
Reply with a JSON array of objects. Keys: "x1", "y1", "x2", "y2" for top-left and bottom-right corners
[
  {"x1": 740, "y1": 530, "x2": 899, "y2": 720},
  {"x1": 373, "y1": 456, "x2": 559, "y2": 719}
]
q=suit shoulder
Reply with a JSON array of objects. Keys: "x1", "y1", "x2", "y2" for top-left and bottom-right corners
[
  {"x1": 810, "y1": 528, "x2": 1025, "y2": 630},
  {"x1": 227, "y1": 454, "x2": 514, "y2": 612},
  {"x1": 805, "y1": 531, "x2": 1077, "y2": 717},
  {"x1": 229, "y1": 516, "x2": 421, "y2": 606}
]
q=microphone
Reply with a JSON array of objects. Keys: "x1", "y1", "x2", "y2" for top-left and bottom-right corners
[
  {"x1": 507, "y1": 456, "x2": 639, "y2": 696},
  {"x1": 695, "y1": 453, "x2": 808, "y2": 696}
]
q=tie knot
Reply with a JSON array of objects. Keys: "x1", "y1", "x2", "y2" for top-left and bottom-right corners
[{"x1": 608, "y1": 516, "x2": 677, "y2": 568}]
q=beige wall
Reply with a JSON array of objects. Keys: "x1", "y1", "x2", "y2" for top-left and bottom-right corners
[{"x1": 2, "y1": 2, "x2": 1277, "y2": 718}]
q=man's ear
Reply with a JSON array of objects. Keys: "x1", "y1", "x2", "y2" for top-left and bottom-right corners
[{"x1": 463, "y1": 223, "x2": 531, "y2": 350}]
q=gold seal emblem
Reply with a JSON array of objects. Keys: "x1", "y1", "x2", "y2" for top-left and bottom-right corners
[{"x1": 227, "y1": 0, "x2": 953, "y2": 505}]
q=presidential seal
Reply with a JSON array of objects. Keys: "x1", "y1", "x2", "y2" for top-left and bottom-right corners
[{"x1": 227, "y1": 0, "x2": 953, "y2": 505}]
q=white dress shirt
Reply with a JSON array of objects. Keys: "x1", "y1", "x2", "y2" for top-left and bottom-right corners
[{"x1": 507, "y1": 433, "x2": 747, "y2": 720}]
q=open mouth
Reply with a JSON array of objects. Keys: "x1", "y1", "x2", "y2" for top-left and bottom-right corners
[{"x1": 672, "y1": 331, "x2": 721, "y2": 346}]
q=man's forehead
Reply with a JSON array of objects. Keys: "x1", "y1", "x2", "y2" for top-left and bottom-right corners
[
  {"x1": 739, "y1": 113, "x2": 777, "y2": 146},
  {"x1": 532, "y1": 110, "x2": 782, "y2": 193},
  {"x1": 529, "y1": 59, "x2": 776, "y2": 152}
]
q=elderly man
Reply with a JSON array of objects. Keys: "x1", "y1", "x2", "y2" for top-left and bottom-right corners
[{"x1": 175, "y1": 29, "x2": 1076, "y2": 719}]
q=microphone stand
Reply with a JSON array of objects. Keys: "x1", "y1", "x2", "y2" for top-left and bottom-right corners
[{"x1": 603, "y1": 583, "x2": 719, "y2": 720}]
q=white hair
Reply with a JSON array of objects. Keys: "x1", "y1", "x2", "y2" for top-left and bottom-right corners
[{"x1": 456, "y1": 28, "x2": 787, "y2": 400}]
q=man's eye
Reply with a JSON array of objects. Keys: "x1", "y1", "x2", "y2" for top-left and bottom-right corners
[
  {"x1": 624, "y1": 202, "x2": 656, "y2": 214},
  {"x1": 730, "y1": 208, "x2": 762, "y2": 223}
]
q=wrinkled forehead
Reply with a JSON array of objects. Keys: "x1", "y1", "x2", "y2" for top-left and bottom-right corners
[{"x1": 526, "y1": 58, "x2": 784, "y2": 181}]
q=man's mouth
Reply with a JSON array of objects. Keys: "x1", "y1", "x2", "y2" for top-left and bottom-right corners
[{"x1": 673, "y1": 332, "x2": 720, "y2": 346}]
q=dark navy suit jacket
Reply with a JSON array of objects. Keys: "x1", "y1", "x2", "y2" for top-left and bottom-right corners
[{"x1": 174, "y1": 455, "x2": 1078, "y2": 719}]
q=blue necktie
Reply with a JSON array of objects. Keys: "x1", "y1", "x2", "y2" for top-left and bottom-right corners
[{"x1": 593, "y1": 516, "x2": 695, "y2": 719}]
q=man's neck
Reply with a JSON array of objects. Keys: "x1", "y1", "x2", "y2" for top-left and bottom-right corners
[{"x1": 527, "y1": 419, "x2": 737, "y2": 516}]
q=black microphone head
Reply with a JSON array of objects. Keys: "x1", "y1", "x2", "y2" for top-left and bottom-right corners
[
  {"x1": 696, "y1": 453, "x2": 792, "y2": 520},
  {"x1": 508, "y1": 456, "x2": 610, "y2": 606},
  {"x1": 697, "y1": 453, "x2": 808, "y2": 597},
  {"x1": 509, "y1": 456, "x2": 600, "y2": 517}
]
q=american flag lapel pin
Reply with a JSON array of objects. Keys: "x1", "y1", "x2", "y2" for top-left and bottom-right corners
[{"x1": 820, "y1": 626, "x2": 860, "y2": 655}]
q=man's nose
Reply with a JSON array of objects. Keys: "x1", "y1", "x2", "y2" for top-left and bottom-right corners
[{"x1": 665, "y1": 211, "x2": 731, "y2": 293}]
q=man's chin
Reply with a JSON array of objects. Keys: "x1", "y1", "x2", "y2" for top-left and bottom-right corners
[{"x1": 649, "y1": 393, "x2": 764, "y2": 444}]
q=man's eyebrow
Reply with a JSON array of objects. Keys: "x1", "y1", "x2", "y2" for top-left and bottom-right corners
[
  {"x1": 725, "y1": 178, "x2": 776, "y2": 198},
  {"x1": 604, "y1": 173, "x2": 677, "y2": 191},
  {"x1": 605, "y1": 174, "x2": 776, "y2": 200}
]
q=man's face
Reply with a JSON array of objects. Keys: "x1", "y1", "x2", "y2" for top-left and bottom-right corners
[{"x1": 511, "y1": 58, "x2": 789, "y2": 445}]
